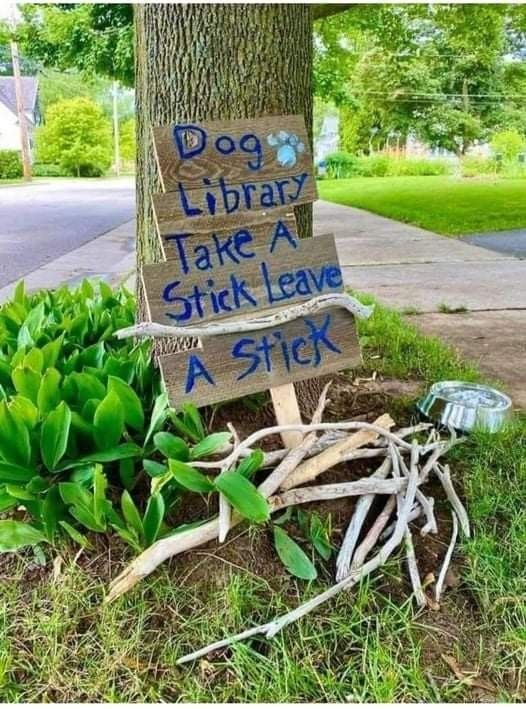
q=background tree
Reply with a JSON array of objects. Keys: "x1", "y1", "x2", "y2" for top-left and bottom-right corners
[
  {"x1": 119, "y1": 117, "x2": 135, "y2": 162},
  {"x1": 36, "y1": 96, "x2": 112, "y2": 176},
  {"x1": 16, "y1": 4, "x2": 134, "y2": 86},
  {"x1": 315, "y1": 4, "x2": 526, "y2": 154}
]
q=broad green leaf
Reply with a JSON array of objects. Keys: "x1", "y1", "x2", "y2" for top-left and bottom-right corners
[
  {"x1": 27, "y1": 475, "x2": 48, "y2": 494},
  {"x1": 37, "y1": 367, "x2": 62, "y2": 415},
  {"x1": 0, "y1": 400, "x2": 31, "y2": 466},
  {"x1": 12, "y1": 365, "x2": 41, "y2": 404},
  {"x1": 0, "y1": 520, "x2": 46, "y2": 552},
  {"x1": 214, "y1": 470, "x2": 269, "y2": 523},
  {"x1": 41, "y1": 402, "x2": 71, "y2": 471},
  {"x1": 143, "y1": 459, "x2": 167, "y2": 478},
  {"x1": 5, "y1": 483, "x2": 36, "y2": 501},
  {"x1": 70, "y1": 411, "x2": 93, "y2": 437},
  {"x1": 93, "y1": 465, "x2": 107, "y2": 525},
  {"x1": 13, "y1": 279, "x2": 26, "y2": 306},
  {"x1": 71, "y1": 372, "x2": 106, "y2": 405},
  {"x1": 42, "y1": 487, "x2": 65, "y2": 541},
  {"x1": 308, "y1": 514, "x2": 333, "y2": 561},
  {"x1": 93, "y1": 391, "x2": 124, "y2": 450},
  {"x1": 168, "y1": 459, "x2": 214, "y2": 493},
  {"x1": 112, "y1": 525, "x2": 141, "y2": 551},
  {"x1": 119, "y1": 458, "x2": 136, "y2": 490},
  {"x1": 0, "y1": 488, "x2": 17, "y2": 513},
  {"x1": 190, "y1": 432, "x2": 232, "y2": 460},
  {"x1": 23, "y1": 348, "x2": 44, "y2": 373},
  {"x1": 236, "y1": 449, "x2": 264, "y2": 479},
  {"x1": 55, "y1": 443, "x2": 143, "y2": 471},
  {"x1": 273, "y1": 526, "x2": 317, "y2": 581},
  {"x1": 59, "y1": 481, "x2": 93, "y2": 510},
  {"x1": 10, "y1": 395, "x2": 39, "y2": 429},
  {"x1": 70, "y1": 505, "x2": 106, "y2": 532},
  {"x1": 81, "y1": 398, "x2": 100, "y2": 423},
  {"x1": 121, "y1": 490, "x2": 144, "y2": 539},
  {"x1": 41, "y1": 334, "x2": 64, "y2": 370},
  {"x1": 80, "y1": 341, "x2": 105, "y2": 368},
  {"x1": 59, "y1": 520, "x2": 92, "y2": 549},
  {"x1": 0, "y1": 461, "x2": 35, "y2": 483},
  {"x1": 183, "y1": 403, "x2": 206, "y2": 441},
  {"x1": 108, "y1": 376, "x2": 144, "y2": 431},
  {"x1": 154, "y1": 432, "x2": 189, "y2": 461},
  {"x1": 143, "y1": 493, "x2": 165, "y2": 546},
  {"x1": 144, "y1": 392, "x2": 169, "y2": 446}
]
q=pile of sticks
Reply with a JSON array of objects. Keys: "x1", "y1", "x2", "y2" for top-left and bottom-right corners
[{"x1": 106, "y1": 383, "x2": 469, "y2": 665}]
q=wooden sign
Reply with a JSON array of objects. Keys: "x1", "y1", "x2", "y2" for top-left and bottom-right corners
[
  {"x1": 142, "y1": 233, "x2": 342, "y2": 327},
  {"x1": 143, "y1": 113, "x2": 360, "y2": 416},
  {"x1": 155, "y1": 207, "x2": 297, "y2": 260},
  {"x1": 151, "y1": 115, "x2": 317, "y2": 222},
  {"x1": 158, "y1": 308, "x2": 360, "y2": 408}
]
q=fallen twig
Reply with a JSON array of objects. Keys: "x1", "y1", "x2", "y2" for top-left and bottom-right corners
[
  {"x1": 335, "y1": 457, "x2": 391, "y2": 582},
  {"x1": 115, "y1": 293, "x2": 374, "y2": 341},
  {"x1": 433, "y1": 463, "x2": 470, "y2": 538},
  {"x1": 435, "y1": 510, "x2": 459, "y2": 604},
  {"x1": 280, "y1": 413, "x2": 395, "y2": 490}
]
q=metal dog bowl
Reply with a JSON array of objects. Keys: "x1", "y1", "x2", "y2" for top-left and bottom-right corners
[{"x1": 418, "y1": 381, "x2": 512, "y2": 433}]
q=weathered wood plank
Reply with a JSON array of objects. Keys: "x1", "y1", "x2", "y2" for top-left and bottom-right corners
[
  {"x1": 151, "y1": 170, "x2": 316, "y2": 224},
  {"x1": 142, "y1": 233, "x2": 342, "y2": 327},
  {"x1": 155, "y1": 207, "x2": 298, "y2": 262},
  {"x1": 159, "y1": 307, "x2": 360, "y2": 409},
  {"x1": 152, "y1": 114, "x2": 313, "y2": 192}
]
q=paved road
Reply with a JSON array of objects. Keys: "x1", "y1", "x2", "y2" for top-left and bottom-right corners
[
  {"x1": 462, "y1": 229, "x2": 526, "y2": 259},
  {"x1": 0, "y1": 178, "x2": 135, "y2": 287}
]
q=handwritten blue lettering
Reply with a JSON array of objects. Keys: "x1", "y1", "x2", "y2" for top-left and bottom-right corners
[{"x1": 185, "y1": 354, "x2": 215, "y2": 393}]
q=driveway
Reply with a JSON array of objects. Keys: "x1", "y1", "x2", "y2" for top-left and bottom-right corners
[
  {"x1": 0, "y1": 177, "x2": 135, "y2": 287},
  {"x1": 314, "y1": 200, "x2": 526, "y2": 408}
]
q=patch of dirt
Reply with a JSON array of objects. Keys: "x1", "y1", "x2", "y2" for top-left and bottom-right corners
[{"x1": 0, "y1": 373, "x2": 511, "y2": 700}]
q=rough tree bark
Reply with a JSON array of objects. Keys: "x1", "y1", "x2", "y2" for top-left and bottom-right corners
[{"x1": 135, "y1": 4, "x2": 326, "y2": 415}]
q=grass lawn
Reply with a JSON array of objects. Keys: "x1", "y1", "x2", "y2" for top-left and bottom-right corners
[
  {"x1": 318, "y1": 176, "x2": 526, "y2": 236},
  {"x1": 0, "y1": 298, "x2": 524, "y2": 701}
]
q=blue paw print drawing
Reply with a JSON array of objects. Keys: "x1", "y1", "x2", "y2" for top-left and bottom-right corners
[{"x1": 267, "y1": 131, "x2": 305, "y2": 168}]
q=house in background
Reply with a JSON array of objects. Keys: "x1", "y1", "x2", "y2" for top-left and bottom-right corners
[
  {"x1": 0, "y1": 76, "x2": 41, "y2": 159},
  {"x1": 314, "y1": 114, "x2": 339, "y2": 165}
]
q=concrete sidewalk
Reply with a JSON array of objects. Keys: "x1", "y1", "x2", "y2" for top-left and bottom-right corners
[
  {"x1": 0, "y1": 219, "x2": 135, "y2": 302},
  {"x1": 314, "y1": 201, "x2": 526, "y2": 408}
]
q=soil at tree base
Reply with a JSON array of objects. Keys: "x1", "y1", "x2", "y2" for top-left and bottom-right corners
[{"x1": 0, "y1": 374, "x2": 506, "y2": 700}]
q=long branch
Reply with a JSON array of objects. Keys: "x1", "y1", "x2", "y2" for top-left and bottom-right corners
[{"x1": 115, "y1": 293, "x2": 374, "y2": 340}]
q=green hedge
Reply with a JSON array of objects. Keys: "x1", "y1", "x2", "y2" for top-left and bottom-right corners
[
  {"x1": 0, "y1": 150, "x2": 22, "y2": 179},
  {"x1": 32, "y1": 162, "x2": 68, "y2": 177},
  {"x1": 325, "y1": 152, "x2": 451, "y2": 179}
]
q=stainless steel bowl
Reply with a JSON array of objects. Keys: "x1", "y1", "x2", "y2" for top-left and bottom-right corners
[{"x1": 417, "y1": 381, "x2": 512, "y2": 433}]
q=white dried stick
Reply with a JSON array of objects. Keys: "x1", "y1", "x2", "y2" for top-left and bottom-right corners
[
  {"x1": 335, "y1": 457, "x2": 391, "y2": 582},
  {"x1": 281, "y1": 413, "x2": 395, "y2": 491},
  {"x1": 115, "y1": 293, "x2": 374, "y2": 341},
  {"x1": 433, "y1": 463, "x2": 470, "y2": 538},
  {"x1": 435, "y1": 510, "x2": 459, "y2": 603},
  {"x1": 176, "y1": 452, "x2": 420, "y2": 663}
]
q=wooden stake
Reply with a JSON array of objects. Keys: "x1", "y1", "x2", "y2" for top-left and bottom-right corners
[{"x1": 270, "y1": 383, "x2": 303, "y2": 448}]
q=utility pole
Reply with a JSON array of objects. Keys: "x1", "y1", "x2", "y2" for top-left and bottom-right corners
[
  {"x1": 112, "y1": 80, "x2": 120, "y2": 176},
  {"x1": 10, "y1": 40, "x2": 32, "y2": 181}
]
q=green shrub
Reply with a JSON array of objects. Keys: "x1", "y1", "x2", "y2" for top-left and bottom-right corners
[
  {"x1": 0, "y1": 150, "x2": 22, "y2": 179},
  {"x1": 325, "y1": 153, "x2": 450, "y2": 179},
  {"x1": 325, "y1": 151, "x2": 360, "y2": 178},
  {"x1": 491, "y1": 129, "x2": 526, "y2": 162},
  {"x1": 356, "y1": 155, "x2": 390, "y2": 177},
  {"x1": 36, "y1": 97, "x2": 112, "y2": 177},
  {"x1": 32, "y1": 162, "x2": 68, "y2": 177},
  {"x1": 461, "y1": 156, "x2": 498, "y2": 178},
  {"x1": 0, "y1": 280, "x2": 271, "y2": 557},
  {"x1": 387, "y1": 158, "x2": 451, "y2": 176}
]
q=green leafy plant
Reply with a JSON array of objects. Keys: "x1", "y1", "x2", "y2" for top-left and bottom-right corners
[{"x1": 273, "y1": 525, "x2": 317, "y2": 581}]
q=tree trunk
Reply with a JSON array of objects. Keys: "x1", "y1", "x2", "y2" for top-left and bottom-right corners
[
  {"x1": 135, "y1": 3, "x2": 324, "y2": 417},
  {"x1": 135, "y1": 3, "x2": 312, "y2": 277}
]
